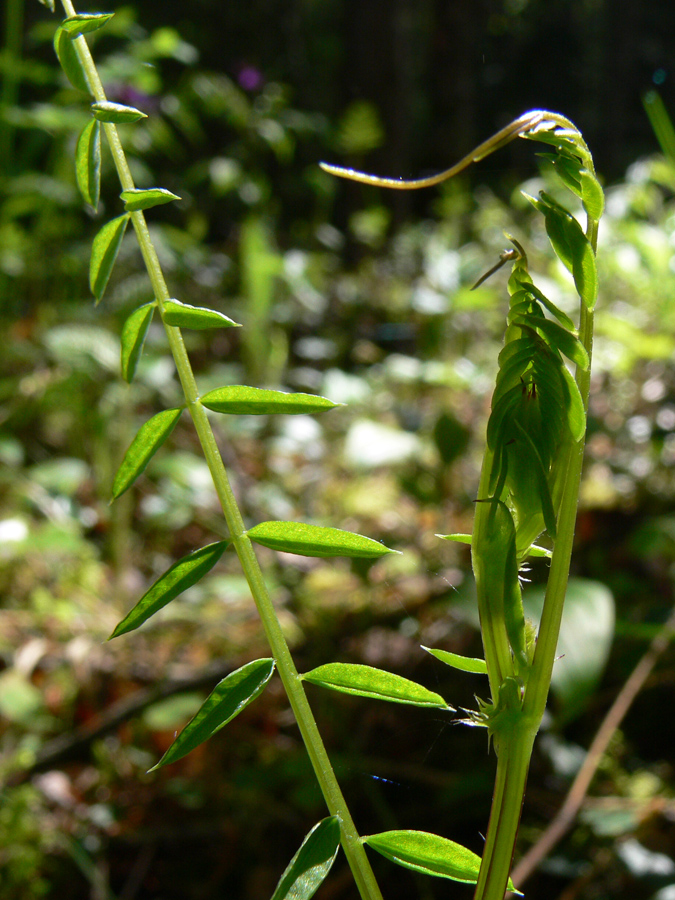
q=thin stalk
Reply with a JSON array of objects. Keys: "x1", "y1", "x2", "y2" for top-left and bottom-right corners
[{"x1": 60, "y1": 5, "x2": 383, "y2": 898}]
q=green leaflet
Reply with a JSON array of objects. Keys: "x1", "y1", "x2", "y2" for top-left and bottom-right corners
[
  {"x1": 109, "y1": 541, "x2": 229, "y2": 638},
  {"x1": 422, "y1": 647, "x2": 488, "y2": 675},
  {"x1": 247, "y1": 521, "x2": 396, "y2": 559},
  {"x1": 514, "y1": 279, "x2": 575, "y2": 330},
  {"x1": 580, "y1": 168, "x2": 605, "y2": 220},
  {"x1": 120, "y1": 303, "x2": 155, "y2": 383},
  {"x1": 514, "y1": 314, "x2": 589, "y2": 370},
  {"x1": 162, "y1": 299, "x2": 239, "y2": 330},
  {"x1": 303, "y1": 663, "x2": 451, "y2": 709},
  {"x1": 270, "y1": 818, "x2": 341, "y2": 900},
  {"x1": 121, "y1": 188, "x2": 181, "y2": 212},
  {"x1": 59, "y1": 13, "x2": 114, "y2": 35},
  {"x1": 201, "y1": 385, "x2": 340, "y2": 416},
  {"x1": 150, "y1": 659, "x2": 276, "y2": 770},
  {"x1": 75, "y1": 118, "x2": 101, "y2": 210},
  {"x1": 539, "y1": 194, "x2": 598, "y2": 309},
  {"x1": 54, "y1": 24, "x2": 90, "y2": 94},
  {"x1": 92, "y1": 101, "x2": 147, "y2": 124},
  {"x1": 363, "y1": 830, "x2": 519, "y2": 891},
  {"x1": 112, "y1": 407, "x2": 182, "y2": 499},
  {"x1": 90, "y1": 213, "x2": 130, "y2": 302},
  {"x1": 437, "y1": 533, "x2": 471, "y2": 544}
]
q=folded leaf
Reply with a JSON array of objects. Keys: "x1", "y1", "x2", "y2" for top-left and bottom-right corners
[
  {"x1": 121, "y1": 188, "x2": 181, "y2": 212},
  {"x1": 75, "y1": 118, "x2": 101, "y2": 210},
  {"x1": 92, "y1": 101, "x2": 147, "y2": 124},
  {"x1": 303, "y1": 663, "x2": 452, "y2": 709},
  {"x1": 150, "y1": 659, "x2": 275, "y2": 770},
  {"x1": 363, "y1": 830, "x2": 520, "y2": 892},
  {"x1": 247, "y1": 521, "x2": 396, "y2": 558},
  {"x1": 112, "y1": 407, "x2": 182, "y2": 499},
  {"x1": 90, "y1": 214, "x2": 130, "y2": 302},
  {"x1": 120, "y1": 303, "x2": 155, "y2": 383},
  {"x1": 270, "y1": 817, "x2": 341, "y2": 900},
  {"x1": 162, "y1": 299, "x2": 239, "y2": 330},
  {"x1": 109, "y1": 541, "x2": 229, "y2": 638},
  {"x1": 201, "y1": 385, "x2": 340, "y2": 416},
  {"x1": 422, "y1": 647, "x2": 488, "y2": 675}
]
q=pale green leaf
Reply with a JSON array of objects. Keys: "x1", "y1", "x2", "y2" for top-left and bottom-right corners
[
  {"x1": 364, "y1": 830, "x2": 520, "y2": 892},
  {"x1": 247, "y1": 521, "x2": 396, "y2": 559},
  {"x1": 271, "y1": 817, "x2": 341, "y2": 900},
  {"x1": 437, "y1": 533, "x2": 471, "y2": 544},
  {"x1": 112, "y1": 407, "x2": 182, "y2": 499},
  {"x1": 201, "y1": 385, "x2": 340, "y2": 416},
  {"x1": 90, "y1": 214, "x2": 130, "y2": 302},
  {"x1": 75, "y1": 118, "x2": 101, "y2": 209},
  {"x1": 120, "y1": 303, "x2": 155, "y2": 383},
  {"x1": 92, "y1": 101, "x2": 147, "y2": 124},
  {"x1": 121, "y1": 188, "x2": 181, "y2": 212},
  {"x1": 422, "y1": 647, "x2": 487, "y2": 675},
  {"x1": 150, "y1": 659, "x2": 275, "y2": 770},
  {"x1": 303, "y1": 663, "x2": 451, "y2": 709},
  {"x1": 109, "y1": 541, "x2": 229, "y2": 638},
  {"x1": 162, "y1": 299, "x2": 239, "y2": 330}
]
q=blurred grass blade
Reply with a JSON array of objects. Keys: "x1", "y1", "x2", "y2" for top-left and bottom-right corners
[
  {"x1": 109, "y1": 541, "x2": 229, "y2": 639},
  {"x1": 247, "y1": 521, "x2": 396, "y2": 558},
  {"x1": 270, "y1": 817, "x2": 341, "y2": 900},
  {"x1": 643, "y1": 91, "x2": 675, "y2": 165},
  {"x1": 201, "y1": 385, "x2": 340, "y2": 415},
  {"x1": 112, "y1": 407, "x2": 182, "y2": 499},
  {"x1": 75, "y1": 118, "x2": 101, "y2": 210},
  {"x1": 422, "y1": 647, "x2": 488, "y2": 675},
  {"x1": 162, "y1": 299, "x2": 240, "y2": 330},
  {"x1": 363, "y1": 830, "x2": 520, "y2": 891},
  {"x1": 121, "y1": 188, "x2": 181, "y2": 212},
  {"x1": 92, "y1": 101, "x2": 147, "y2": 124},
  {"x1": 120, "y1": 303, "x2": 155, "y2": 383},
  {"x1": 303, "y1": 663, "x2": 452, "y2": 709},
  {"x1": 150, "y1": 659, "x2": 276, "y2": 770},
  {"x1": 90, "y1": 214, "x2": 130, "y2": 302}
]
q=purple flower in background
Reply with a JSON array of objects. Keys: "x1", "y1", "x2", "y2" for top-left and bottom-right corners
[{"x1": 237, "y1": 65, "x2": 264, "y2": 92}]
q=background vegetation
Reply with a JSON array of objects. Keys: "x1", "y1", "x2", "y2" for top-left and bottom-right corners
[{"x1": 3, "y1": 1, "x2": 675, "y2": 898}]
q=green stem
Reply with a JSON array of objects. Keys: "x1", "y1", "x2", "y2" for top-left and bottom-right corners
[{"x1": 60, "y1": 6, "x2": 383, "y2": 898}]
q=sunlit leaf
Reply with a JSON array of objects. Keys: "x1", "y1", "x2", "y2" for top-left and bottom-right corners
[
  {"x1": 121, "y1": 188, "x2": 181, "y2": 212},
  {"x1": 112, "y1": 407, "x2": 183, "y2": 499},
  {"x1": 247, "y1": 521, "x2": 396, "y2": 559},
  {"x1": 90, "y1": 214, "x2": 130, "y2": 302},
  {"x1": 75, "y1": 118, "x2": 101, "y2": 209},
  {"x1": 120, "y1": 303, "x2": 155, "y2": 383},
  {"x1": 60, "y1": 13, "x2": 114, "y2": 35},
  {"x1": 201, "y1": 385, "x2": 340, "y2": 416},
  {"x1": 109, "y1": 541, "x2": 229, "y2": 638},
  {"x1": 514, "y1": 314, "x2": 589, "y2": 370},
  {"x1": 580, "y1": 169, "x2": 605, "y2": 221},
  {"x1": 162, "y1": 299, "x2": 239, "y2": 330},
  {"x1": 150, "y1": 659, "x2": 275, "y2": 770},
  {"x1": 303, "y1": 663, "x2": 451, "y2": 709},
  {"x1": 92, "y1": 101, "x2": 147, "y2": 124},
  {"x1": 54, "y1": 25, "x2": 90, "y2": 94},
  {"x1": 271, "y1": 817, "x2": 341, "y2": 900},
  {"x1": 422, "y1": 647, "x2": 487, "y2": 675},
  {"x1": 437, "y1": 533, "x2": 471, "y2": 544}
]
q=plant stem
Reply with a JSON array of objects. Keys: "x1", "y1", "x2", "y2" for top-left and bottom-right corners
[{"x1": 60, "y1": 5, "x2": 383, "y2": 897}]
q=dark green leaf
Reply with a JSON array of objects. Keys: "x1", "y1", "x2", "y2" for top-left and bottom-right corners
[
  {"x1": 270, "y1": 817, "x2": 341, "y2": 900},
  {"x1": 150, "y1": 659, "x2": 275, "y2": 770},
  {"x1": 422, "y1": 647, "x2": 487, "y2": 675},
  {"x1": 120, "y1": 303, "x2": 155, "y2": 383},
  {"x1": 201, "y1": 385, "x2": 340, "y2": 416},
  {"x1": 90, "y1": 214, "x2": 130, "y2": 302},
  {"x1": 303, "y1": 663, "x2": 451, "y2": 709},
  {"x1": 92, "y1": 101, "x2": 147, "y2": 124},
  {"x1": 75, "y1": 118, "x2": 101, "y2": 209},
  {"x1": 112, "y1": 407, "x2": 182, "y2": 499},
  {"x1": 121, "y1": 188, "x2": 181, "y2": 212},
  {"x1": 54, "y1": 25, "x2": 90, "y2": 94},
  {"x1": 364, "y1": 830, "x2": 519, "y2": 891},
  {"x1": 109, "y1": 541, "x2": 229, "y2": 639},
  {"x1": 60, "y1": 13, "x2": 114, "y2": 35},
  {"x1": 247, "y1": 521, "x2": 396, "y2": 559},
  {"x1": 162, "y1": 299, "x2": 240, "y2": 330}
]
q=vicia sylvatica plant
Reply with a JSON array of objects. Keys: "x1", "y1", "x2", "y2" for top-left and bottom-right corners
[{"x1": 40, "y1": 1, "x2": 602, "y2": 897}]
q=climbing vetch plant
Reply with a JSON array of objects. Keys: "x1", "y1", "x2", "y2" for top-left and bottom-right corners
[
  {"x1": 323, "y1": 112, "x2": 602, "y2": 899},
  {"x1": 40, "y1": 0, "x2": 602, "y2": 894}
]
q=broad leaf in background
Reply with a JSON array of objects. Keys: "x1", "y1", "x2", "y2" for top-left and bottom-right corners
[
  {"x1": 151, "y1": 659, "x2": 276, "y2": 770},
  {"x1": 270, "y1": 817, "x2": 341, "y2": 900},
  {"x1": 303, "y1": 663, "x2": 452, "y2": 709}
]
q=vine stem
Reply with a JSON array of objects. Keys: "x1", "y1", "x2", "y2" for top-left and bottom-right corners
[{"x1": 59, "y1": 5, "x2": 383, "y2": 898}]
